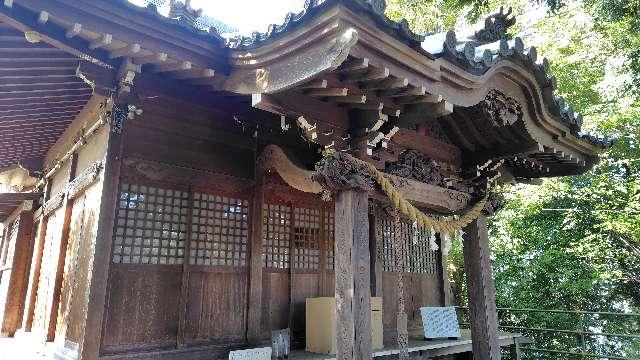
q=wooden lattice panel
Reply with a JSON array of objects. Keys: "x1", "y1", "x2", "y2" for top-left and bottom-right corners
[
  {"x1": 293, "y1": 207, "x2": 321, "y2": 270},
  {"x1": 112, "y1": 183, "x2": 189, "y2": 264},
  {"x1": 190, "y1": 193, "x2": 249, "y2": 267},
  {"x1": 379, "y1": 214, "x2": 438, "y2": 274},
  {"x1": 406, "y1": 227, "x2": 438, "y2": 274},
  {"x1": 263, "y1": 203, "x2": 291, "y2": 269}
]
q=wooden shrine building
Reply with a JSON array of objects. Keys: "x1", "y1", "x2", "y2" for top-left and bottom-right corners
[{"x1": 0, "y1": 0, "x2": 609, "y2": 359}]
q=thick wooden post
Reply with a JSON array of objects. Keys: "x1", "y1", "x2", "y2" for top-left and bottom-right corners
[
  {"x1": 314, "y1": 151, "x2": 374, "y2": 360},
  {"x1": 47, "y1": 153, "x2": 78, "y2": 341},
  {"x1": 0, "y1": 208, "x2": 34, "y2": 337},
  {"x1": 392, "y1": 211, "x2": 409, "y2": 359},
  {"x1": 176, "y1": 189, "x2": 195, "y2": 347},
  {"x1": 462, "y1": 215, "x2": 500, "y2": 360},
  {"x1": 80, "y1": 116, "x2": 125, "y2": 360},
  {"x1": 246, "y1": 166, "x2": 265, "y2": 343},
  {"x1": 335, "y1": 190, "x2": 372, "y2": 360},
  {"x1": 368, "y1": 205, "x2": 383, "y2": 297},
  {"x1": 22, "y1": 182, "x2": 49, "y2": 332}
]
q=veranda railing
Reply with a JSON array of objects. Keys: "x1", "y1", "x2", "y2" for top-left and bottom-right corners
[{"x1": 456, "y1": 306, "x2": 640, "y2": 360}]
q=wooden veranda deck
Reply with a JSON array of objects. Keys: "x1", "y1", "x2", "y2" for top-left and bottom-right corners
[{"x1": 290, "y1": 330, "x2": 524, "y2": 359}]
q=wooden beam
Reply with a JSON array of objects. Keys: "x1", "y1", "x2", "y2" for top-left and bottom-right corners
[
  {"x1": 306, "y1": 87, "x2": 348, "y2": 97},
  {"x1": 64, "y1": 23, "x2": 81, "y2": 38},
  {"x1": 171, "y1": 67, "x2": 215, "y2": 80},
  {"x1": 334, "y1": 190, "x2": 371, "y2": 360},
  {"x1": 88, "y1": 33, "x2": 112, "y2": 50},
  {"x1": 462, "y1": 215, "x2": 501, "y2": 360},
  {"x1": 108, "y1": 43, "x2": 140, "y2": 59},
  {"x1": 332, "y1": 94, "x2": 366, "y2": 104},
  {"x1": 154, "y1": 60, "x2": 191, "y2": 73},
  {"x1": 360, "y1": 77, "x2": 408, "y2": 91},
  {"x1": 298, "y1": 78, "x2": 328, "y2": 90},
  {"x1": 344, "y1": 67, "x2": 389, "y2": 82},
  {"x1": 0, "y1": 4, "x2": 115, "y2": 69},
  {"x1": 379, "y1": 85, "x2": 426, "y2": 98},
  {"x1": 340, "y1": 57, "x2": 369, "y2": 72},
  {"x1": 133, "y1": 52, "x2": 167, "y2": 65},
  {"x1": 396, "y1": 93, "x2": 443, "y2": 105}
]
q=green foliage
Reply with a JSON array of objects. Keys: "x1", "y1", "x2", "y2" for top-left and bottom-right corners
[{"x1": 386, "y1": 0, "x2": 640, "y2": 357}]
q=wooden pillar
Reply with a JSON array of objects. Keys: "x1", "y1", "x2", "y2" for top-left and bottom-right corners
[
  {"x1": 22, "y1": 182, "x2": 49, "y2": 332},
  {"x1": 392, "y1": 211, "x2": 408, "y2": 360},
  {"x1": 462, "y1": 215, "x2": 500, "y2": 360},
  {"x1": 80, "y1": 113, "x2": 125, "y2": 360},
  {"x1": 0, "y1": 207, "x2": 35, "y2": 337},
  {"x1": 246, "y1": 166, "x2": 265, "y2": 344},
  {"x1": 368, "y1": 205, "x2": 382, "y2": 297},
  {"x1": 46, "y1": 153, "x2": 78, "y2": 341},
  {"x1": 334, "y1": 190, "x2": 372, "y2": 360},
  {"x1": 176, "y1": 189, "x2": 195, "y2": 347}
]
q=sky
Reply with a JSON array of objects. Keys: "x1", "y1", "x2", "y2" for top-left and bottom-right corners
[{"x1": 130, "y1": 0, "x2": 305, "y2": 35}]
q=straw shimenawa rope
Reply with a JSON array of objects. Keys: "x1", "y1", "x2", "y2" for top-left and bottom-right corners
[{"x1": 350, "y1": 157, "x2": 488, "y2": 235}]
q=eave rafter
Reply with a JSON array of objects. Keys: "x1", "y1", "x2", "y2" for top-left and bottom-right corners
[{"x1": 1, "y1": 0, "x2": 226, "y2": 91}]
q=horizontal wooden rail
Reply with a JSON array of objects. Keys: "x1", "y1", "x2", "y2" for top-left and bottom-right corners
[
  {"x1": 521, "y1": 347, "x2": 633, "y2": 360},
  {"x1": 455, "y1": 306, "x2": 639, "y2": 360}
]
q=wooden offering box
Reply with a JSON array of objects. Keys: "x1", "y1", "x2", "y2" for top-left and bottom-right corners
[{"x1": 305, "y1": 297, "x2": 383, "y2": 354}]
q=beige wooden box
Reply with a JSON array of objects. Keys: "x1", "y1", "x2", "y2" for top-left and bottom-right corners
[{"x1": 305, "y1": 297, "x2": 383, "y2": 354}]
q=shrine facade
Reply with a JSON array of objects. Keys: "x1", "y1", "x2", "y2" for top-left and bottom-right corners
[{"x1": 0, "y1": 1, "x2": 608, "y2": 360}]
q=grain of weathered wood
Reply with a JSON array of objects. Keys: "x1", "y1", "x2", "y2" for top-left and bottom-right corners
[
  {"x1": 335, "y1": 190, "x2": 372, "y2": 360},
  {"x1": 176, "y1": 189, "x2": 194, "y2": 348},
  {"x1": 368, "y1": 207, "x2": 383, "y2": 297},
  {"x1": 46, "y1": 153, "x2": 77, "y2": 341},
  {"x1": 247, "y1": 166, "x2": 265, "y2": 343},
  {"x1": 392, "y1": 212, "x2": 409, "y2": 360},
  {"x1": 81, "y1": 121, "x2": 124, "y2": 360},
  {"x1": 462, "y1": 215, "x2": 500, "y2": 360},
  {"x1": 352, "y1": 192, "x2": 372, "y2": 360},
  {"x1": 0, "y1": 210, "x2": 34, "y2": 336}
]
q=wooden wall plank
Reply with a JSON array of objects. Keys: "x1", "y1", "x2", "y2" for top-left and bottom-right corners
[{"x1": 102, "y1": 266, "x2": 181, "y2": 352}]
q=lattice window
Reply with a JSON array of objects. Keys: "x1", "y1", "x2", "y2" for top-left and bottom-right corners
[
  {"x1": 293, "y1": 207, "x2": 320, "y2": 270},
  {"x1": 190, "y1": 193, "x2": 249, "y2": 266},
  {"x1": 406, "y1": 227, "x2": 439, "y2": 274},
  {"x1": 325, "y1": 211, "x2": 335, "y2": 270},
  {"x1": 379, "y1": 215, "x2": 438, "y2": 274},
  {"x1": 112, "y1": 183, "x2": 189, "y2": 264},
  {"x1": 263, "y1": 204, "x2": 291, "y2": 269}
]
